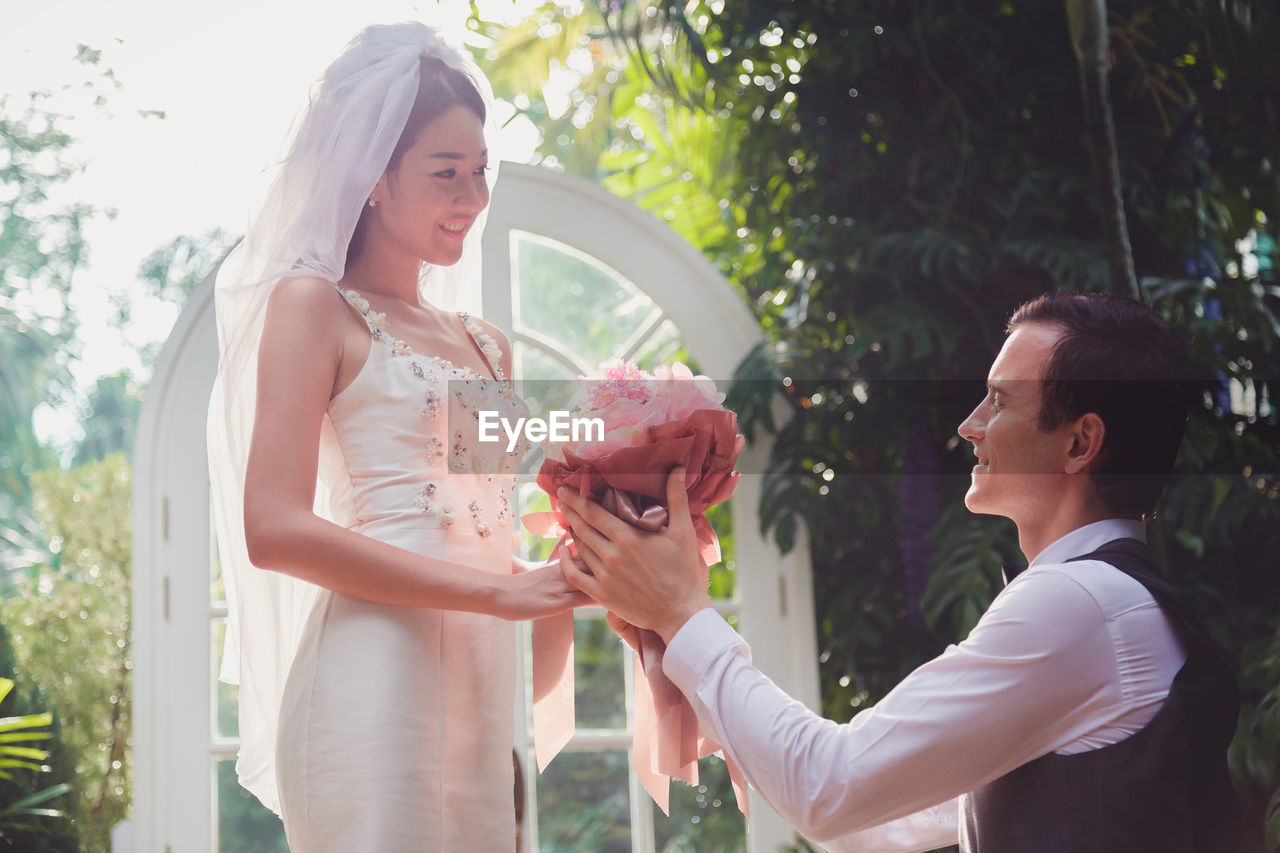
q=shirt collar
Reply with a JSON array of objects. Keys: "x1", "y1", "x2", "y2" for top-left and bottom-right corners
[{"x1": 1029, "y1": 518, "x2": 1147, "y2": 569}]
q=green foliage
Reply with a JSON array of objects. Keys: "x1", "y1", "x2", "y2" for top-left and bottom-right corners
[
  {"x1": 537, "y1": 749, "x2": 633, "y2": 850},
  {"x1": 651, "y1": 754, "x2": 744, "y2": 851},
  {"x1": 0, "y1": 678, "x2": 56, "y2": 781},
  {"x1": 0, "y1": 41, "x2": 191, "y2": 852},
  {"x1": 535, "y1": 749, "x2": 746, "y2": 851},
  {"x1": 0, "y1": 622, "x2": 77, "y2": 852},
  {"x1": 0, "y1": 455, "x2": 132, "y2": 853},
  {"x1": 485, "y1": 0, "x2": 1280, "y2": 847},
  {"x1": 1232, "y1": 624, "x2": 1280, "y2": 844},
  {"x1": 0, "y1": 312, "x2": 61, "y2": 505},
  {"x1": 215, "y1": 760, "x2": 288, "y2": 853},
  {"x1": 1, "y1": 45, "x2": 120, "y2": 586},
  {"x1": 0, "y1": 90, "x2": 89, "y2": 335},
  {"x1": 921, "y1": 507, "x2": 1017, "y2": 638},
  {"x1": 71, "y1": 372, "x2": 143, "y2": 468},
  {"x1": 0, "y1": 677, "x2": 72, "y2": 845},
  {"x1": 118, "y1": 228, "x2": 238, "y2": 370},
  {"x1": 0, "y1": 92, "x2": 83, "y2": 583},
  {"x1": 134, "y1": 227, "x2": 236, "y2": 307}
]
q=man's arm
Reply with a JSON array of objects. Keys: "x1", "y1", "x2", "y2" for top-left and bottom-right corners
[
  {"x1": 665, "y1": 609, "x2": 960, "y2": 852},
  {"x1": 558, "y1": 471, "x2": 1129, "y2": 849},
  {"x1": 659, "y1": 574, "x2": 1127, "y2": 846}
]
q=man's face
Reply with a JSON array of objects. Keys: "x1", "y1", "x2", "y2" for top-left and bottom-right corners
[{"x1": 958, "y1": 323, "x2": 1076, "y2": 526}]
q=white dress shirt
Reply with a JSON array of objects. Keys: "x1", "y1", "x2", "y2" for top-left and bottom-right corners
[{"x1": 663, "y1": 519, "x2": 1187, "y2": 852}]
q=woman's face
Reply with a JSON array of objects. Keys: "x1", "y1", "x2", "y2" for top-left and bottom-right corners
[{"x1": 372, "y1": 102, "x2": 489, "y2": 266}]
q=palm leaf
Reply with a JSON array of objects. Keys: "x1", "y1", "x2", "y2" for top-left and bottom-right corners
[
  {"x1": 481, "y1": 6, "x2": 597, "y2": 97},
  {"x1": 0, "y1": 782, "x2": 71, "y2": 819},
  {"x1": 0, "y1": 732, "x2": 50, "y2": 745},
  {"x1": 0, "y1": 714, "x2": 54, "y2": 734}
]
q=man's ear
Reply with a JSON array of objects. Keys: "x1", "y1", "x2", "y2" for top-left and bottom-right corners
[{"x1": 1065, "y1": 412, "x2": 1106, "y2": 474}]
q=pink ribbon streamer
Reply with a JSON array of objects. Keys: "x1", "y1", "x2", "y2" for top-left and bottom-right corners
[
  {"x1": 532, "y1": 610, "x2": 575, "y2": 772},
  {"x1": 523, "y1": 506, "x2": 750, "y2": 816},
  {"x1": 628, "y1": 622, "x2": 750, "y2": 816},
  {"x1": 521, "y1": 518, "x2": 578, "y2": 773}
]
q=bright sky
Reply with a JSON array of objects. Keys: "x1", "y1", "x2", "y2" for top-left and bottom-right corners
[{"x1": 3, "y1": 0, "x2": 545, "y2": 453}]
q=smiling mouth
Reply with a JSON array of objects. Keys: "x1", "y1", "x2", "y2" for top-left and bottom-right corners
[{"x1": 440, "y1": 221, "x2": 471, "y2": 236}]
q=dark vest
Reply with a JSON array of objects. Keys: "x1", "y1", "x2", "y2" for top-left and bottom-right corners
[{"x1": 959, "y1": 538, "x2": 1239, "y2": 853}]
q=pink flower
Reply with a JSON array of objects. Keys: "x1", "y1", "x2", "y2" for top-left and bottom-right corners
[
  {"x1": 535, "y1": 359, "x2": 740, "y2": 546},
  {"x1": 647, "y1": 363, "x2": 720, "y2": 422},
  {"x1": 550, "y1": 361, "x2": 726, "y2": 463},
  {"x1": 576, "y1": 358, "x2": 655, "y2": 412}
]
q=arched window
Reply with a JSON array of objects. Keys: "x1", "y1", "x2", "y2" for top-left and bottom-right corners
[{"x1": 132, "y1": 164, "x2": 818, "y2": 852}]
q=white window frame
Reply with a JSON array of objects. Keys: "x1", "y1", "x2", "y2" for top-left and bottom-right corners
[{"x1": 132, "y1": 163, "x2": 819, "y2": 852}]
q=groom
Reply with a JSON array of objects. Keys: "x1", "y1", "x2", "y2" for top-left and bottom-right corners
[{"x1": 558, "y1": 291, "x2": 1239, "y2": 852}]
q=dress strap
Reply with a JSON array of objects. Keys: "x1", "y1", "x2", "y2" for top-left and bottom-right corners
[
  {"x1": 335, "y1": 287, "x2": 386, "y2": 339},
  {"x1": 332, "y1": 287, "x2": 500, "y2": 377},
  {"x1": 335, "y1": 287, "x2": 418, "y2": 359},
  {"x1": 458, "y1": 312, "x2": 505, "y2": 381}
]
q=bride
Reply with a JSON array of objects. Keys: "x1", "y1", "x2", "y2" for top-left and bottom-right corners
[{"x1": 208, "y1": 22, "x2": 585, "y2": 850}]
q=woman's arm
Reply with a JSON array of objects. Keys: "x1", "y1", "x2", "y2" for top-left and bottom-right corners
[{"x1": 243, "y1": 276, "x2": 585, "y2": 620}]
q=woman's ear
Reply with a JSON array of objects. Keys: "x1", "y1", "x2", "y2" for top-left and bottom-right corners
[
  {"x1": 1065, "y1": 412, "x2": 1106, "y2": 474},
  {"x1": 369, "y1": 174, "x2": 389, "y2": 205}
]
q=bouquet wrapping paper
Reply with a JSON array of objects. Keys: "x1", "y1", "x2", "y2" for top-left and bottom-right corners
[{"x1": 525, "y1": 363, "x2": 748, "y2": 815}]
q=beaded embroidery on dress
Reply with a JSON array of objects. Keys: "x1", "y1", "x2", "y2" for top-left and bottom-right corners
[
  {"x1": 333, "y1": 288, "x2": 532, "y2": 541},
  {"x1": 274, "y1": 286, "x2": 531, "y2": 851}
]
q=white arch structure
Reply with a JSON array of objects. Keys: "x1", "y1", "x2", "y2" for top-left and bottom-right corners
[{"x1": 133, "y1": 163, "x2": 818, "y2": 851}]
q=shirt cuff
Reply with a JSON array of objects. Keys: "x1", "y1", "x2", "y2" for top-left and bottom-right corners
[{"x1": 663, "y1": 607, "x2": 749, "y2": 697}]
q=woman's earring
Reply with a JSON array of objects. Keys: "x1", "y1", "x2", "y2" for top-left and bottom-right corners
[{"x1": 368, "y1": 196, "x2": 378, "y2": 208}]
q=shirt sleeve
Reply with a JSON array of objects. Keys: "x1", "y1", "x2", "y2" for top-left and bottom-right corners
[{"x1": 663, "y1": 569, "x2": 1126, "y2": 851}]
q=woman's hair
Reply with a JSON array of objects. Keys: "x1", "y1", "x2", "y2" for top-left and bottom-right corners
[{"x1": 346, "y1": 55, "x2": 487, "y2": 262}]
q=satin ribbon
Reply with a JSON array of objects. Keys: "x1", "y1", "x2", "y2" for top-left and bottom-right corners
[{"x1": 524, "y1": 491, "x2": 750, "y2": 815}]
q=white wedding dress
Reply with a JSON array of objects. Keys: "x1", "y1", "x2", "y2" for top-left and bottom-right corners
[{"x1": 275, "y1": 287, "x2": 528, "y2": 851}]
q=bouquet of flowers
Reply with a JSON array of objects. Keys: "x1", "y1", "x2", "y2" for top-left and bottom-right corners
[{"x1": 524, "y1": 360, "x2": 747, "y2": 815}]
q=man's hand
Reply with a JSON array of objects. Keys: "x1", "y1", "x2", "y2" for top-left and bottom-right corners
[{"x1": 557, "y1": 467, "x2": 713, "y2": 645}]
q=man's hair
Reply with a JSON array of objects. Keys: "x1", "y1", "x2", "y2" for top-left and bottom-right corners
[{"x1": 1007, "y1": 291, "x2": 1194, "y2": 518}]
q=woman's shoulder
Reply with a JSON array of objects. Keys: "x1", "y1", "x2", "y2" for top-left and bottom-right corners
[
  {"x1": 270, "y1": 274, "x2": 345, "y2": 309},
  {"x1": 263, "y1": 276, "x2": 356, "y2": 344}
]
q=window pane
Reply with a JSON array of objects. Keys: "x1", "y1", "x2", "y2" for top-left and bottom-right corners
[
  {"x1": 211, "y1": 618, "x2": 238, "y2": 739},
  {"x1": 630, "y1": 318, "x2": 692, "y2": 374},
  {"x1": 215, "y1": 759, "x2": 288, "y2": 853},
  {"x1": 515, "y1": 340, "x2": 580, "y2": 383},
  {"x1": 512, "y1": 231, "x2": 659, "y2": 369},
  {"x1": 652, "y1": 754, "x2": 747, "y2": 852},
  {"x1": 536, "y1": 750, "x2": 631, "y2": 852},
  {"x1": 574, "y1": 617, "x2": 626, "y2": 730}
]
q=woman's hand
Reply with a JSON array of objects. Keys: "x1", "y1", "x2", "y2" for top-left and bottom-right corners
[
  {"x1": 492, "y1": 557, "x2": 591, "y2": 621},
  {"x1": 513, "y1": 554, "x2": 639, "y2": 646}
]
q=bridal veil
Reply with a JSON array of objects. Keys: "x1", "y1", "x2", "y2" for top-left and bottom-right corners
[{"x1": 206, "y1": 21, "x2": 498, "y2": 813}]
